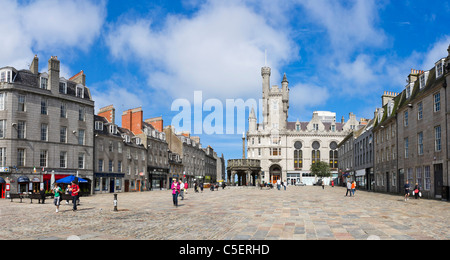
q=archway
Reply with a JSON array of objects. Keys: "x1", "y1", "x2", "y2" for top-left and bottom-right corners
[{"x1": 269, "y1": 165, "x2": 282, "y2": 184}]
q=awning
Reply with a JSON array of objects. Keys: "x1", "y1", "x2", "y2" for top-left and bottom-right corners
[
  {"x1": 17, "y1": 176, "x2": 30, "y2": 183},
  {"x1": 31, "y1": 177, "x2": 41, "y2": 183},
  {"x1": 0, "y1": 177, "x2": 5, "y2": 183},
  {"x1": 56, "y1": 175, "x2": 89, "y2": 184}
]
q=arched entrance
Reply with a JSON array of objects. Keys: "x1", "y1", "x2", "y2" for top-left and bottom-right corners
[{"x1": 270, "y1": 165, "x2": 282, "y2": 184}]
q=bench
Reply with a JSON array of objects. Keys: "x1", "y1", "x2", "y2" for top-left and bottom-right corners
[
  {"x1": 9, "y1": 193, "x2": 24, "y2": 203},
  {"x1": 28, "y1": 193, "x2": 51, "y2": 204}
]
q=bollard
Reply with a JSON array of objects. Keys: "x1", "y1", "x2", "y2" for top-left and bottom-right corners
[{"x1": 113, "y1": 194, "x2": 118, "y2": 212}]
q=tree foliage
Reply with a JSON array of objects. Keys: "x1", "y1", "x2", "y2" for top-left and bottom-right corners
[{"x1": 310, "y1": 161, "x2": 331, "y2": 177}]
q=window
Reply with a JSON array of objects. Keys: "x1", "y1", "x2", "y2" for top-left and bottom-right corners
[
  {"x1": 407, "y1": 168, "x2": 413, "y2": 184},
  {"x1": 78, "y1": 129, "x2": 85, "y2": 145},
  {"x1": 294, "y1": 150, "x2": 303, "y2": 169},
  {"x1": 40, "y1": 77, "x2": 48, "y2": 89},
  {"x1": 404, "y1": 138, "x2": 409, "y2": 158},
  {"x1": 60, "y1": 152, "x2": 67, "y2": 168},
  {"x1": 419, "y1": 72, "x2": 429, "y2": 89},
  {"x1": 118, "y1": 142, "x2": 122, "y2": 153},
  {"x1": 416, "y1": 167, "x2": 423, "y2": 188},
  {"x1": 0, "y1": 120, "x2": 6, "y2": 138},
  {"x1": 436, "y1": 59, "x2": 444, "y2": 78},
  {"x1": 109, "y1": 125, "x2": 117, "y2": 134},
  {"x1": 17, "y1": 121, "x2": 25, "y2": 139},
  {"x1": 313, "y1": 123, "x2": 319, "y2": 131},
  {"x1": 312, "y1": 150, "x2": 320, "y2": 164},
  {"x1": 59, "y1": 82, "x2": 67, "y2": 94},
  {"x1": 434, "y1": 93, "x2": 441, "y2": 112},
  {"x1": 329, "y1": 150, "x2": 338, "y2": 169},
  {"x1": 39, "y1": 150, "x2": 47, "y2": 167},
  {"x1": 41, "y1": 99, "x2": 47, "y2": 115},
  {"x1": 40, "y1": 124, "x2": 48, "y2": 141},
  {"x1": 95, "y1": 121, "x2": 103, "y2": 131},
  {"x1": 435, "y1": 126, "x2": 441, "y2": 152},
  {"x1": 0, "y1": 71, "x2": 5, "y2": 82},
  {"x1": 76, "y1": 85, "x2": 84, "y2": 98},
  {"x1": 404, "y1": 111, "x2": 408, "y2": 127},
  {"x1": 18, "y1": 95, "x2": 25, "y2": 111},
  {"x1": 17, "y1": 149, "x2": 25, "y2": 167},
  {"x1": 78, "y1": 153, "x2": 85, "y2": 169},
  {"x1": 0, "y1": 93, "x2": 5, "y2": 111},
  {"x1": 424, "y1": 166, "x2": 431, "y2": 190},
  {"x1": 0, "y1": 148, "x2": 6, "y2": 167},
  {"x1": 109, "y1": 160, "x2": 114, "y2": 172},
  {"x1": 60, "y1": 127, "x2": 67, "y2": 143},
  {"x1": 418, "y1": 132, "x2": 424, "y2": 155},
  {"x1": 417, "y1": 102, "x2": 423, "y2": 120},
  {"x1": 108, "y1": 141, "x2": 113, "y2": 152},
  {"x1": 98, "y1": 159, "x2": 104, "y2": 172},
  {"x1": 118, "y1": 161, "x2": 122, "y2": 172},
  {"x1": 79, "y1": 107, "x2": 85, "y2": 121},
  {"x1": 60, "y1": 102, "x2": 67, "y2": 118},
  {"x1": 270, "y1": 148, "x2": 281, "y2": 156}
]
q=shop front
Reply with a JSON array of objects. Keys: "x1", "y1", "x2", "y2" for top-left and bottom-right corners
[
  {"x1": 149, "y1": 167, "x2": 168, "y2": 191},
  {"x1": 0, "y1": 177, "x2": 5, "y2": 199},
  {"x1": 94, "y1": 173, "x2": 124, "y2": 194}
]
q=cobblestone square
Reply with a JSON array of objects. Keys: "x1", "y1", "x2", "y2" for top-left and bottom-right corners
[{"x1": 1, "y1": 186, "x2": 449, "y2": 240}]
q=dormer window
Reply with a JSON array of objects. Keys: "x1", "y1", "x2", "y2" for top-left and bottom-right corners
[
  {"x1": 59, "y1": 81, "x2": 67, "y2": 94},
  {"x1": 123, "y1": 135, "x2": 130, "y2": 143},
  {"x1": 419, "y1": 71, "x2": 429, "y2": 90},
  {"x1": 377, "y1": 109, "x2": 384, "y2": 123},
  {"x1": 436, "y1": 59, "x2": 445, "y2": 78},
  {"x1": 76, "y1": 85, "x2": 84, "y2": 98},
  {"x1": 387, "y1": 101, "x2": 394, "y2": 117},
  {"x1": 40, "y1": 76, "x2": 48, "y2": 90},
  {"x1": 405, "y1": 82, "x2": 413, "y2": 99},
  {"x1": 95, "y1": 121, "x2": 103, "y2": 131},
  {"x1": 0, "y1": 69, "x2": 15, "y2": 83},
  {"x1": 135, "y1": 137, "x2": 142, "y2": 145},
  {"x1": 109, "y1": 125, "x2": 117, "y2": 134}
]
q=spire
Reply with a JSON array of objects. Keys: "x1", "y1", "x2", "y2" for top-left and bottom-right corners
[
  {"x1": 249, "y1": 107, "x2": 256, "y2": 119},
  {"x1": 282, "y1": 73, "x2": 289, "y2": 83}
]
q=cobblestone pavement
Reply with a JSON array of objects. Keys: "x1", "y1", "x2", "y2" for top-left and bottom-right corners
[{"x1": 0, "y1": 186, "x2": 449, "y2": 240}]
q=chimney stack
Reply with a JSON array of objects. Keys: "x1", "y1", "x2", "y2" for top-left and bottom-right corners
[
  {"x1": 48, "y1": 56, "x2": 60, "y2": 95},
  {"x1": 30, "y1": 55, "x2": 39, "y2": 74}
]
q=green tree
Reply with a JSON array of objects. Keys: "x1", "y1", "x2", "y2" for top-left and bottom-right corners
[{"x1": 310, "y1": 161, "x2": 331, "y2": 178}]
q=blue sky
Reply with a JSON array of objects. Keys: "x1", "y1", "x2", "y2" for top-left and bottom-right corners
[{"x1": 2, "y1": 0, "x2": 450, "y2": 162}]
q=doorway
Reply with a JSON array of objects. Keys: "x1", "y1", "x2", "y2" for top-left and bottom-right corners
[
  {"x1": 0, "y1": 183, "x2": 4, "y2": 199},
  {"x1": 270, "y1": 165, "x2": 282, "y2": 184},
  {"x1": 124, "y1": 180, "x2": 130, "y2": 192},
  {"x1": 434, "y1": 164, "x2": 443, "y2": 198},
  {"x1": 386, "y1": 172, "x2": 390, "y2": 193},
  {"x1": 110, "y1": 178, "x2": 115, "y2": 193}
]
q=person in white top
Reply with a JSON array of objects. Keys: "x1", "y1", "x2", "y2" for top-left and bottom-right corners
[{"x1": 179, "y1": 179, "x2": 185, "y2": 200}]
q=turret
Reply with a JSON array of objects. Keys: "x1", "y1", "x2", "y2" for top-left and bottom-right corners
[{"x1": 249, "y1": 107, "x2": 257, "y2": 132}]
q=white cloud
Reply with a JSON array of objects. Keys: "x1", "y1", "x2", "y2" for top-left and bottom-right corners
[
  {"x1": 106, "y1": 0, "x2": 299, "y2": 101},
  {"x1": 420, "y1": 36, "x2": 450, "y2": 70},
  {"x1": 289, "y1": 83, "x2": 330, "y2": 118},
  {"x1": 0, "y1": 0, "x2": 106, "y2": 70}
]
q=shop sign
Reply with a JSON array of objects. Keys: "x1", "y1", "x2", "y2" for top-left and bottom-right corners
[{"x1": 0, "y1": 167, "x2": 11, "y2": 173}]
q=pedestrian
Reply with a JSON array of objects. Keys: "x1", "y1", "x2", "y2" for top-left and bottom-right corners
[
  {"x1": 322, "y1": 180, "x2": 325, "y2": 190},
  {"x1": 404, "y1": 180, "x2": 411, "y2": 201},
  {"x1": 351, "y1": 181, "x2": 356, "y2": 196},
  {"x1": 414, "y1": 183, "x2": 421, "y2": 200},
  {"x1": 65, "y1": 184, "x2": 71, "y2": 204},
  {"x1": 53, "y1": 183, "x2": 62, "y2": 213},
  {"x1": 194, "y1": 182, "x2": 199, "y2": 193},
  {"x1": 277, "y1": 179, "x2": 281, "y2": 190},
  {"x1": 200, "y1": 182, "x2": 204, "y2": 193},
  {"x1": 69, "y1": 181, "x2": 80, "y2": 211},
  {"x1": 331, "y1": 180, "x2": 334, "y2": 188},
  {"x1": 171, "y1": 178, "x2": 179, "y2": 207},
  {"x1": 345, "y1": 181, "x2": 352, "y2": 197},
  {"x1": 283, "y1": 180, "x2": 287, "y2": 190},
  {"x1": 179, "y1": 179, "x2": 185, "y2": 200},
  {"x1": 39, "y1": 187, "x2": 46, "y2": 204}
]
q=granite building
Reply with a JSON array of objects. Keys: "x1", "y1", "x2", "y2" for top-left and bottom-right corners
[{"x1": 0, "y1": 56, "x2": 94, "y2": 196}]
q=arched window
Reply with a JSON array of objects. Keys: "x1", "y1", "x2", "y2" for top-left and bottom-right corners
[
  {"x1": 329, "y1": 141, "x2": 338, "y2": 169},
  {"x1": 294, "y1": 141, "x2": 303, "y2": 169},
  {"x1": 312, "y1": 141, "x2": 320, "y2": 164}
]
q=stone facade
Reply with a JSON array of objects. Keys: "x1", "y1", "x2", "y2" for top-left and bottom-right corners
[
  {"x1": 247, "y1": 66, "x2": 362, "y2": 186},
  {"x1": 0, "y1": 56, "x2": 94, "y2": 195}
]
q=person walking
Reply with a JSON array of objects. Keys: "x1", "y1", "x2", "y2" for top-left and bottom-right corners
[
  {"x1": 414, "y1": 183, "x2": 421, "y2": 200},
  {"x1": 179, "y1": 179, "x2": 185, "y2": 200},
  {"x1": 351, "y1": 181, "x2": 356, "y2": 196},
  {"x1": 345, "y1": 181, "x2": 352, "y2": 197},
  {"x1": 65, "y1": 184, "x2": 71, "y2": 204},
  {"x1": 322, "y1": 180, "x2": 325, "y2": 190},
  {"x1": 171, "y1": 179, "x2": 179, "y2": 207},
  {"x1": 194, "y1": 182, "x2": 198, "y2": 193},
  {"x1": 53, "y1": 183, "x2": 62, "y2": 213},
  {"x1": 404, "y1": 180, "x2": 411, "y2": 201},
  {"x1": 283, "y1": 180, "x2": 287, "y2": 190},
  {"x1": 69, "y1": 181, "x2": 80, "y2": 211}
]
